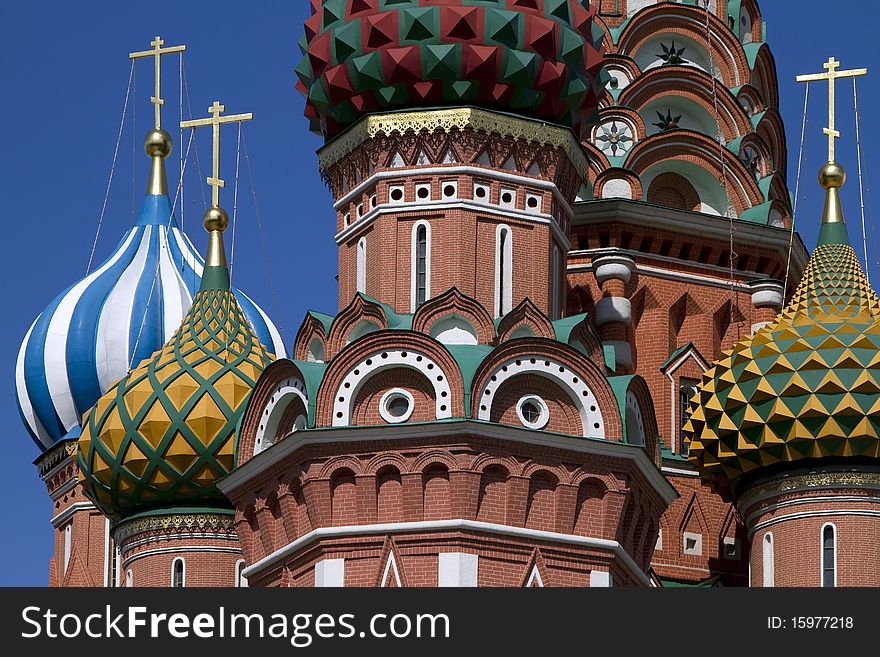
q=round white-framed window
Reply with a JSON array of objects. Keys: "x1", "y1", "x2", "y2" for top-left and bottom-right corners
[
  {"x1": 516, "y1": 395, "x2": 549, "y2": 430},
  {"x1": 379, "y1": 388, "x2": 415, "y2": 424}
]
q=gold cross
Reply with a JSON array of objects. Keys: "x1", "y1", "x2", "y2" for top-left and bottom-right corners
[
  {"x1": 180, "y1": 101, "x2": 253, "y2": 208},
  {"x1": 130, "y1": 36, "x2": 186, "y2": 129},
  {"x1": 797, "y1": 56, "x2": 867, "y2": 163}
]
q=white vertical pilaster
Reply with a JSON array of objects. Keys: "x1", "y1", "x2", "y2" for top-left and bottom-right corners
[{"x1": 438, "y1": 553, "x2": 478, "y2": 587}]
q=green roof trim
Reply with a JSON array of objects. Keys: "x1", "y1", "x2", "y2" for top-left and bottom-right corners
[
  {"x1": 291, "y1": 359, "x2": 329, "y2": 425},
  {"x1": 357, "y1": 292, "x2": 413, "y2": 329},
  {"x1": 743, "y1": 42, "x2": 763, "y2": 69},
  {"x1": 660, "y1": 342, "x2": 699, "y2": 371},
  {"x1": 660, "y1": 445, "x2": 690, "y2": 462},
  {"x1": 726, "y1": 135, "x2": 745, "y2": 155},
  {"x1": 308, "y1": 310, "x2": 335, "y2": 335},
  {"x1": 552, "y1": 313, "x2": 586, "y2": 344},
  {"x1": 602, "y1": 344, "x2": 616, "y2": 371},
  {"x1": 658, "y1": 575, "x2": 721, "y2": 588},
  {"x1": 750, "y1": 109, "x2": 766, "y2": 131},
  {"x1": 199, "y1": 265, "x2": 230, "y2": 293},
  {"x1": 120, "y1": 506, "x2": 235, "y2": 522},
  {"x1": 738, "y1": 200, "x2": 772, "y2": 225},
  {"x1": 757, "y1": 175, "x2": 773, "y2": 200},
  {"x1": 608, "y1": 375, "x2": 634, "y2": 443},
  {"x1": 447, "y1": 344, "x2": 495, "y2": 418}
]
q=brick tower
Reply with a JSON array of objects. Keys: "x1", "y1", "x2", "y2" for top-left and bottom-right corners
[
  {"x1": 568, "y1": 0, "x2": 808, "y2": 585},
  {"x1": 686, "y1": 159, "x2": 880, "y2": 587},
  {"x1": 218, "y1": 0, "x2": 678, "y2": 588}
]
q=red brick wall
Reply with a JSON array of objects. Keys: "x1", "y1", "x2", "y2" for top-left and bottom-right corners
[
  {"x1": 489, "y1": 373, "x2": 584, "y2": 436},
  {"x1": 121, "y1": 538, "x2": 242, "y2": 588},
  {"x1": 352, "y1": 369, "x2": 436, "y2": 425},
  {"x1": 743, "y1": 483, "x2": 880, "y2": 587},
  {"x1": 226, "y1": 432, "x2": 670, "y2": 585},
  {"x1": 249, "y1": 530, "x2": 638, "y2": 588}
]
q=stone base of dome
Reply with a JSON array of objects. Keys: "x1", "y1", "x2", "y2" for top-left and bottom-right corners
[
  {"x1": 737, "y1": 464, "x2": 880, "y2": 587},
  {"x1": 114, "y1": 508, "x2": 243, "y2": 588}
]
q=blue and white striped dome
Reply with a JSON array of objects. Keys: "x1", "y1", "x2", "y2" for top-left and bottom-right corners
[{"x1": 15, "y1": 191, "x2": 285, "y2": 451}]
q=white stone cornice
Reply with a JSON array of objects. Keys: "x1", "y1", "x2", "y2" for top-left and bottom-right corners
[
  {"x1": 241, "y1": 519, "x2": 651, "y2": 587},
  {"x1": 51, "y1": 502, "x2": 97, "y2": 528},
  {"x1": 336, "y1": 199, "x2": 571, "y2": 253}
]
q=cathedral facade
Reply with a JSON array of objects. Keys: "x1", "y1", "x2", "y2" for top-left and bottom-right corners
[{"x1": 16, "y1": 1, "x2": 880, "y2": 588}]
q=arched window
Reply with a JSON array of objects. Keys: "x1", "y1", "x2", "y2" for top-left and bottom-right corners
[
  {"x1": 356, "y1": 237, "x2": 366, "y2": 294},
  {"x1": 63, "y1": 524, "x2": 72, "y2": 573},
  {"x1": 762, "y1": 532, "x2": 774, "y2": 587},
  {"x1": 822, "y1": 524, "x2": 837, "y2": 587},
  {"x1": 172, "y1": 558, "x2": 185, "y2": 588},
  {"x1": 235, "y1": 560, "x2": 248, "y2": 588},
  {"x1": 307, "y1": 338, "x2": 325, "y2": 363},
  {"x1": 495, "y1": 225, "x2": 513, "y2": 317},
  {"x1": 551, "y1": 244, "x2": 561, "y2": 319},
  {"x1": 411, "y1": 221, "x2": 431, "y2": 311},
  {"x1": 679, "y1": 379, "x2": 699, "y2": 455},
  {"x1": 126, "y1": 569, "x2": 133, "y2": 588}
]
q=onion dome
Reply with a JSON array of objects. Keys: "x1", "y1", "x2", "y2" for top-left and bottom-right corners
[
  {"x1": 685, "y1": 162, "x2": 880, "y2": 495},
  {"x1": 77, "y1": 202, "x2": 274, "y2": 519},
  {"x1": 15, "y1": 129, "x2": 284, "y2": 453},
  {"x1": 296, "y1": 0, "x2": 606, "y2": 138}
]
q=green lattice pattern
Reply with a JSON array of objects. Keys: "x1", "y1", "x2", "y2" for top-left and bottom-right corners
[
  {"x1": 77, "y1": 288, "x2": 273, "y2": 518},
  {"x1": 686, "y1": 243, "x2": 880, "y2": 493}
]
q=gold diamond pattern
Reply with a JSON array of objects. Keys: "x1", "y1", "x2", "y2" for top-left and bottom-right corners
[
  {"x1": 686, "y1": 242, "x2": 880, "y2": 493},
  {"x1": 137, "y1": 399, "x2": 172, "y2": 450},
  {"x1": 214, "y1": 370, "x2": 252, "y2": 411},
  {"x1": 76, "y1": 284, "x2": 274, "y2": 518}
]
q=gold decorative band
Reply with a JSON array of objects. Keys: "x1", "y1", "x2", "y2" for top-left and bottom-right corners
[
  {"x1": 739, "y1": 470, "x2": 880, "y2": 509},
  {"x1": 35, "y1": 439, "x2": 79, "y2": 478},
  {"x1": 113, "y1": 511, "x2": 236, "y2": 544},
  {"x1": 317, "y1": 107, "x2": 589, "y2": 175}
]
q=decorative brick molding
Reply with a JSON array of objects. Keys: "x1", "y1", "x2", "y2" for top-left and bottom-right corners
[
  {"x1": 113, "y1": 510, "x2": 237, "y2": 545},
  {"x1": 317, "y1": 108, "x2": 589, "y2": 176}
]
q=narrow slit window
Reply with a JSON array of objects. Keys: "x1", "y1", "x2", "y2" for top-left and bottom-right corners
[
  {"x1": 172, "y1": 558, "x2": 185, "y2": 588},
  {"x1": 496, "y1": 225, "x2": 512, "y2": 317},
  {"x1": 822, "y1": 525, "x2": 836, "y2": 587}
]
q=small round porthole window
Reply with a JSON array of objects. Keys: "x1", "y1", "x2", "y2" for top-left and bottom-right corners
[
  {"x1": 516, "y1": 395, "x2": 549, "y2": 430},
  {"x1": 379, "y1": 388, "x2": 415, "y2": 424}
]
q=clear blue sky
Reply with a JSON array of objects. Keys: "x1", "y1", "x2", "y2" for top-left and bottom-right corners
[{"x1": 0, "y1": 1, "x2": 876, "y2": 585}]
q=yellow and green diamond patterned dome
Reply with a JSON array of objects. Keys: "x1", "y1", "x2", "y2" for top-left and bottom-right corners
[
  {"x1": 77, "y1": 207, "x2": 274, "y2": 518},
  {"x1": 685, "y1": 163, "x2": 880, "y2": 495}
]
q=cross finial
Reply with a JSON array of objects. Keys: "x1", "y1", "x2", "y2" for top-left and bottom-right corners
[
  {"x1": 797, "y1": 56, "x2": 867, "y2": 162},
  {"x1": 130, "y1": 35, "x2": 186, "y2": 129},
  {"x1": 180, "y1": 101, "x2": 253, "y2": 208}
]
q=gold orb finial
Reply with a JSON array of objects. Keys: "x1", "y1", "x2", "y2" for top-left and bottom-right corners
[
  {"x1": 819, "y1": 161, "x2": 846, "y2": 190},
  {"x1": 203, "y1": 206, "x2": 229, "y2": 232},
  {"x1": 144, "y1": 128, "x2": 173, "y2": 159}
]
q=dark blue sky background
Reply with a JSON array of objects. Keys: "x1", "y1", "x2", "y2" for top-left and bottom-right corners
[{"x1": 0, "y1": 1, "x2": 876, "y2": 585}]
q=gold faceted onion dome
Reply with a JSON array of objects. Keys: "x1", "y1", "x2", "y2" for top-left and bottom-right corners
[
  {"x1": 76, "y1": 284, "x2": 274, "y2": 518},
  {"x1": 684, "y1": 161, "x2": 880, "y2": 496},
  {"x1": 76, "y1": 159, "x2": 273, "y2": 517}
]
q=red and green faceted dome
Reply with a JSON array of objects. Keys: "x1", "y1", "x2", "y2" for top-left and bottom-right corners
[{"x1": 296, "y1": 0, "x2": 607, "y2": 138}]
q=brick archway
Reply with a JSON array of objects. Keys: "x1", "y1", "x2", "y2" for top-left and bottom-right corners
[{"x1": 646, "y1": 172, "x2": 701, "y2": 212}]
